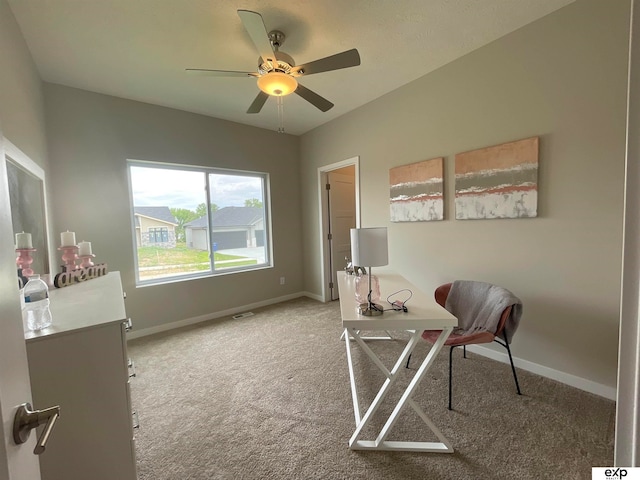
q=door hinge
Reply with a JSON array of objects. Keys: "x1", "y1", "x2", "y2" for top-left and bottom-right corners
[
  {"x1": 329, "y1": 282, "x2": 334, "y2": 289},
  {"x1": 327, "y1": 233, "x2": 332, "y2": 240},
  {"x1": 326, "y1": 183, "x2": 330, "y2": 190}
]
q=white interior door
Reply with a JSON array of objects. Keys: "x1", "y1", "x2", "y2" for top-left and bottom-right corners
[
  {"x1": 327, "y1": 169, "x2": 356, "y2": 301},
  {"x1": 0, "y1": 134, "x2": 42, "y2": 479},
  {"x1": 615, "y1": 0, "x2": 640, "y2": 465}
]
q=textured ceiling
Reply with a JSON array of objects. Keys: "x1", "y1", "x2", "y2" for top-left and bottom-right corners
[{"x1": 8, "y1": 0, "x2": 574, "y2": 135}]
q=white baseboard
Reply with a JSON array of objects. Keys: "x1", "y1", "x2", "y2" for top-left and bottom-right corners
[
  {"x1": 465, "y1": 344, "x2": 617, "y2": 401},
  {"x1": 301, "y1": 291, "x2": 324, "y2": 302},
  {"x1": 126, "y1": 291, "x2": 309, "y2": 340}
]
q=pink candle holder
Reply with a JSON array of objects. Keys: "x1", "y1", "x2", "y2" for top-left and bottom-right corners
[
  {"x1": 58, "y1": 245, "x2": 79, "y2": 272},
  {"x1": 16, "y1": 248, "x2": 37, "y2": 277},
  {"x1": 79, "y1": 254, "x2": 96, "y2": 268}
]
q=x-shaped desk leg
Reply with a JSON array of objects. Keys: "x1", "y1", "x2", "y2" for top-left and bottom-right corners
[
  {"x1": 340, "y1": 329, "x2": 392, "y2": 341},
  {"x1": 344, "y1": 327, "x2": 454, "y2": 452}
]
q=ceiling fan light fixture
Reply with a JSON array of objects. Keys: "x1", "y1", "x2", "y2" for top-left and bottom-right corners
[{"x1": 257, "y1": 71, "x2": 298, "y2": 96}]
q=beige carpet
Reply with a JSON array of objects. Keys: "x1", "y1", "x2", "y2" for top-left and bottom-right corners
[{"x1": 128, "y1": 297, "x2": 615, "y2": 480}]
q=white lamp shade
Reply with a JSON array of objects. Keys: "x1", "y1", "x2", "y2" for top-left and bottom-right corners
[{"x1": 350, "y1": 227, "x2": 388, "y2": 267}]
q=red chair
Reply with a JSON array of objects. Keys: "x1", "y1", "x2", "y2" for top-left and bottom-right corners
[{"x1": 407, "y1": 282, "x2": 522, "y2": 410}]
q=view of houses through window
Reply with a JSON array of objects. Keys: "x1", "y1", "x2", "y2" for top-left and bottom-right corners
[{"x1": 128, "y1": 162, "x2": 270, "y2": 284}]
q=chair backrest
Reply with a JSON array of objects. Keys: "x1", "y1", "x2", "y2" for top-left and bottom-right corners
[
  {"x1": 435, "y1": 282, "x2": 513, "y2": 339},
  {"x1": 434, "y1": 283, "x2": 452, "y2": 308}
]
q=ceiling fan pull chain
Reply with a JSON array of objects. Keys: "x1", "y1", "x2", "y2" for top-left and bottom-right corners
[{"x1": 277, "y1": 96, "x2": 285, "y2": 134}]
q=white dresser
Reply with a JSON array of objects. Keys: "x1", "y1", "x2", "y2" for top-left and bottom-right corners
[{"x1": 25, "y1": 271, "x2": 137, "y2": 480}]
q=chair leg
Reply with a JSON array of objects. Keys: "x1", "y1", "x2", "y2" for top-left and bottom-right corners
[
  {"x1": 448, "y1": 346, "x2": 455, "y2": 410},
  {"x1": 504, "y1": 339, "x2": 521, "y2": 395},
  {"x1": 409, "y1": 343, "x2": 476, "y2": 409},
  {"x1": 463, "y1": 345, "x2": 467, "y2": 359},
  {"x1": 496, "y1": 328, "x2": 522, "y2": 395},
  {"x1": 408, "y1": 343, "x2": 455, "y2": 408}
]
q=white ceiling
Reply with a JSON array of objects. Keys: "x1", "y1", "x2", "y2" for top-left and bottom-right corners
[{"x1": 8, "y1": 0, "x2": 574, "y2": 136}]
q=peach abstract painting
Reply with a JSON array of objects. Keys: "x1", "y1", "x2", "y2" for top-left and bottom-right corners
[
  {"x1": 390, "y1": 157, "x2": 444, "y2": 222},
  {"x1": 455, "y1": 137, "x2": 538, "y2": 220}
]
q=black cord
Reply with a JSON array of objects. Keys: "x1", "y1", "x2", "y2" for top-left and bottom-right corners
[
  {"x1": 363, "y1": 289, "x2": 413, "y2": 313},
  {"x1": 366, "y1": 290, "x2": 385, "y2": 312},
  {"x1": 371, "y1": 303, "x2": 384, "y2": 312},
  {"x1": 386, "y1": 289, "x2": 412, "y2": 312}
]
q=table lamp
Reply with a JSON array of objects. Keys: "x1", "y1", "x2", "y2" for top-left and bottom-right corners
[{"x1": 350, "y1": 227, "x2": 388, "y2": 316}]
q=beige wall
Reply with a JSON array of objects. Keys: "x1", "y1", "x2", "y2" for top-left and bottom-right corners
[
  {"x1": 0, "y1": 0, "x2": 59, "y2": 280},
  {"x1": 0, "y1": 0, "x2": 48, "y2": 168},
  {"x1": 300, "y1": 0, "x2": 630, "y2": 392},
  {"x1": 44, "y1": 84, "x2": 303, "y2": 332}
]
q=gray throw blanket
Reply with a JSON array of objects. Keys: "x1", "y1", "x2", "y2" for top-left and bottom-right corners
[{"x1": 445, "y1": 280, "x2": 523, "y2": 344}]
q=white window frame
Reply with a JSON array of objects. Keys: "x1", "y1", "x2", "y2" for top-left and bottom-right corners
[{"x1": 127, "y1": 160, "x2": 273, "y2": 286}]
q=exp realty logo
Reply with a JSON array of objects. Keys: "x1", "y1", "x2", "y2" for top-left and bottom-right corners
[
  {"x1": 593, "y1": 468, "x2": 635, "y2": 479},
  {"x1": 604, "y1": 469, "x2": 627, "y2": 478}
]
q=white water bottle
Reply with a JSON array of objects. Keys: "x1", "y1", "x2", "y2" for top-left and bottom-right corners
[{"x1": 23, "y1": 274, "x2": 52, "y2": 331}]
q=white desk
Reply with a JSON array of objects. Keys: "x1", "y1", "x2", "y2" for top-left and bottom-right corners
[{"x1": 337, "y1": 271, "x2": 457, "y2": 452}]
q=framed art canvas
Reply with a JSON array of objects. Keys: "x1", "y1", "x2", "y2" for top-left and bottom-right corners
[
  {"x1": 454, "y1": 137, "x2": 538, "y2": 220},
  {"x1": 390, "y1": 157, "x2": 444, "y2": 222}
]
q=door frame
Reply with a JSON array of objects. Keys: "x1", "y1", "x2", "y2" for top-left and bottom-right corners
[
  {"x1": 0, "y1": 133, "x2": 42, "y2": 478},
  {"x1": 615, "y1": 0, "x2": 640, "y2": 466},
  {"x1": 317, "y1": 157, "x2": 360, "y2": 303}
]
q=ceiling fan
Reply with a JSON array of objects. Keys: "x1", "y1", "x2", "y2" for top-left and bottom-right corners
[{"x1": 186, "y1": 9, "x2": 361, "y2": 115}]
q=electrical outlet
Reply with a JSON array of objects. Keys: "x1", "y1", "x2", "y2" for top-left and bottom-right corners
[{"x1": 280, "y1": 276, "x2": 285, "y2": 285}]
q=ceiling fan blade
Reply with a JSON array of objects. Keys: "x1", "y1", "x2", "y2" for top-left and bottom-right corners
[
  {"x1": 186, "y1": 68, "x2": 258, "y2": 78},
  {"x1": 247, "y1": 91, "x2": 269, "y2": 114},
  {"x1": 294, "y1": 84, "x2": 334, "y2": 112},
  {"x1": 237, "y1": 10, "x2": 277, "y2": 65},
  {"x1": 291, "y1": 49, "x2": 361, "y2": 76}
]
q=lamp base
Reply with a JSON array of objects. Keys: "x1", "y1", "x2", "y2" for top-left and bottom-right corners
[{"x1": 358, "y1": 303, "x2": 384, "y2": 316}]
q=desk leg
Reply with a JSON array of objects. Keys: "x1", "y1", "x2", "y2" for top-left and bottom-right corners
[
  {"x1": 373, "y1": 326, "x2": 453, "y2": 451},
  {"x1": 344, "y1": 328, "x2": 362, "y2": 425},
  {"x1": 340, "y1": 329, "x2": 392, "y2": 341},
  {"x1": 345, "y1": 327, "x2": 400, "y2": 426},
  {"x1": 346, "y1": 329, "x2": 421, "y2": 445},
  {"x1": 345, "y1": 327, "x2": 454, "y2": 453}
]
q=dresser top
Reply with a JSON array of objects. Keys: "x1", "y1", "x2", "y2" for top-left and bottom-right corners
[{"x1": 25, "y1": 271, "x2": 126, "y2": 342}]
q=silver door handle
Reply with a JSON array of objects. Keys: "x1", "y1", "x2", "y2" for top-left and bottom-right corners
[{"x1": 13, "y1": 402, "x2": 60, "y2": 455}]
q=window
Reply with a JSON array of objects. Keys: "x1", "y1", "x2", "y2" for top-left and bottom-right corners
[
  {"x1": 128, "y1": 161, "x2": 272, "y2": 285},
  {"x1": 148, "y1": 227, "x2": 168, "y2": 244}
]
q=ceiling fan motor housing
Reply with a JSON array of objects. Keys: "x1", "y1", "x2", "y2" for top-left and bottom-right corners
[{"x1": 258, "y1": 51, "x2": 296, "y2": 75}]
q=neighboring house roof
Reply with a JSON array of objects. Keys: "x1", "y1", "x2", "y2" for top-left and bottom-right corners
[
  {"x1": 185, "y1": 207, "x2": 263, "y2": 229},
  {"x1": 184, "y1": 216, "x2": 207, "y2": 228},
  {"x1": 134, "y1": 206, "x2": 178, "y2": 226}
]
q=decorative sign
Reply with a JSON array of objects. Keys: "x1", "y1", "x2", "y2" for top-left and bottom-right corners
[
  {"x1": 54, "y1": 263, "x2": 108, "y2": 288},
  {"x1": 53, "y1": 232, "x2": 106, "y2": 287}
]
